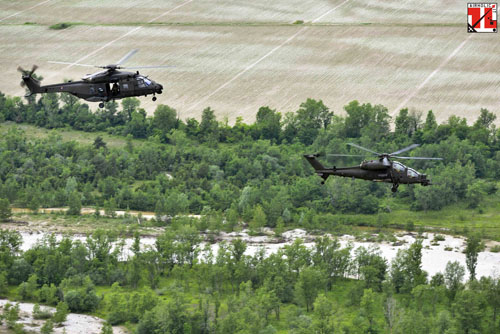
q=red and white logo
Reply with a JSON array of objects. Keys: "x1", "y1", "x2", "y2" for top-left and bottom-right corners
[{"x1": 468, "y1": 3, "x2": 497, "y2": 33}]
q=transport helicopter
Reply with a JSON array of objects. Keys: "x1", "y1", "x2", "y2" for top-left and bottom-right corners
[
  {"x1": 304, "y1": 143, "x2": 443, "y2": 192},
  {"x1": 18, "y1": 49, "x2": 167, "y2": 108}
]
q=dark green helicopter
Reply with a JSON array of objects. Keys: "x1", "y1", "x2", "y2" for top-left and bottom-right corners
[
  {"x1": 304, "y1": 143, "x2": 443, "y2": 192},
  {"x1": 19, "y1": 49, "x2": 167, "y2": 108}
]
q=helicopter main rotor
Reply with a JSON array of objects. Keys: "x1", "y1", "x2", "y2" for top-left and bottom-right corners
[
  {"x1": 328, "y1": 143, "x2": 443, "y2": 162},
  {"x1": 48, "y1": 49, "x2": 173, "y2": 81}
]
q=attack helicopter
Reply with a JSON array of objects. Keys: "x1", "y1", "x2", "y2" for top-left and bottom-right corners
[
  {"x1": 304, "y1": 143, "x2": 443, "y2": 192},
  {"x1": 18, "y1": 49, "x2": 167, "y2": 108}
]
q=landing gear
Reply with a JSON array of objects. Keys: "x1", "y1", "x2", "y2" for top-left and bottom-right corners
[
  {"x1": 152, "y1": 96, "x2": 157, "y2": 102},
  {"x1": 391, "y1": 184, "x2": 399, "y2": 193},
  {"x1": 98, "y1": 102, "x2": 104, "y2": 108}
]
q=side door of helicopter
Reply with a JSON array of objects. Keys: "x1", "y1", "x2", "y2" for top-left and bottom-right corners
[
  {"x1": 391, "y1": 161, "x2": 406, "y2": 183},
  {"x1": 119, "y1": 79, "x2": 135, "y2": 98}
]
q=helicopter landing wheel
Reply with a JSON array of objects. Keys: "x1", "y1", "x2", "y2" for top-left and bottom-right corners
[
  {"x1": 152, "y1": 96, "x2": 157, "y2": 102},
  {"x1": 98, "y1": 102, "x2": 104, "y2": 108},
  {"x1": 391, "y1": 184, "x2": 399, "y2": 193}
]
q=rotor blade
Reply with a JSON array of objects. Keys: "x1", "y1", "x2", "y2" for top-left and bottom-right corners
[
  {"x1": 116, "y1": 49, "x2": 138, "y2": 65},
  {"x1": 392, "y1": 156, "x2": 443, "y2": 160},
  {"x1": 390, "y1": 143, "x2": 420, "y2": 156},
  {"x1": 327, "y1": 154, "x2": 366, "y2": 157},
  {"x1": 347, "y1": 143, "x2": 380, "y2": 155},
  {"x1": 49, "y1": 61, "x2": 97, "y2": 68},
  {"x1": 121, "y1": 65, "x2": 174, "y2": 69},
  {"x1": 17, "y1": 66, "x2": 26, "y2": 74}
]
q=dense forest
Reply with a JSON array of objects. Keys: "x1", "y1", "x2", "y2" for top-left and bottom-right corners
[
  {"x1": 0, "y1": 91, "x2": 498, "y2": 222},
  {"x1": 0, "y1": 91, "x2": 499, "y2": 333},
  {"x1": 0, "y1": 227, "x2": 499, "y2": 334}
]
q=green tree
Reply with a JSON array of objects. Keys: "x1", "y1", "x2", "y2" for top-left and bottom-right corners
[
  {"x1": 358, "y1": 288, "x2": 380, "y2": 334},
  {"x1": 199, "y1": 107, "x2": 219, "y2": 143},
  {"x1": 465, "y1": 234, "x2": 482, "y2": 281},
  {"x1": 104, "y1": 198, "x2": 117, "y2": 218},
  {"x1": 67, "y1": 192, "x2": 82, "y2": 216},
  {"x1": 390, "y1": 240, "x2": 427, "y2": 293},
  {"x1": 293, "y1": 98, "x2": 332, "y2": 145},
  {"x1": 122, "y1": 97, "x2": 140, "y2": 120},
  {"x1": 93, "y1": 136, "x2": 107, "y2": 150},
  {"x1": 312, "y1": 294, "x2": 336, "y2": 334},
  {"x1": 152, "y1": 105, "x2": 177, "y2": 141},
  {"x1": 444, "y1": 261, "x2": 465, "y2": 301},
  {"x1": 294, "y1": 267, "x2": 324, "y2": 311},
  {"x1": 53, "y1": 301, "x2": 69, "y2": 325},
  {"x1": 41, "y1": 319, "x2": 54, "y2": 334},
  {"x1": 254, "y1": 106, "x2": 281, "y2": 142},
  {"x1": 0, "y1": 271, "x2": 8, "y2": 297},
  {"x1": 454, "y1": 289, "x2": 486, "y2": 334},
  {"x1": 250, "y1": 204, "x2": 267, "y2": 232},
  {"x1": 0, "y1": 198, "x2": 12, "y2": 221}
]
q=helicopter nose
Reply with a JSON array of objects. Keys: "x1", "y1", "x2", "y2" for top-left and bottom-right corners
[{"x1": 156, "y1": 84, "x2": 163, "y2": 94}]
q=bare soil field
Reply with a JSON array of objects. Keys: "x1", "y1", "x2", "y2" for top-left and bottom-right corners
[{"x1": 0, "y1": 0, "x2": 498, "y2": 124}]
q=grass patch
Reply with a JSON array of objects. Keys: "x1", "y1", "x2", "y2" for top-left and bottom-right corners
[
  {"x1": 490, "y1": 245, "x2": 500, "y2": 253},
  {"x1": 0, "y1": 122, "x2": 144, "y2": 149},
  {"x1": 49, "y1": 22, "x2": 73, "y2": 30}
]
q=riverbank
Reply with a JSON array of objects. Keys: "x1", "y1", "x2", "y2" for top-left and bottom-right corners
[
  {"x1": 5, "y1": 226, "x2": 500, "y2": 279},
  {"x1": 0, "y1": 300, "x2": 127, "y2": 334}
]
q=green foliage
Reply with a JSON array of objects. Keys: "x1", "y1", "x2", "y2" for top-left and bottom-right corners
[
  {"x1": 100, "y1": 323, "x2": 113, "y2": 334},
  {"x1": 53, "y1": 301, "x2": 69, "y2": 324},
  {"x1": 33, "y1": 304, "x2": 53, "y2": 320},
  {"x1": 0, "y1": 198, "x2": 12, "y2": 221},
  {"x1": 294, "y1": 267, "x2": 325, "y2": 311},
  {"x1": 444, "y1": 260, "x2": 465, "y2": 300},
  {"x1": 67, "y1": 192, "x2": 82, "y2": 216},
  {"x1": 391, "y1": 240, "x2": 427, "y2": 293},
  {"x1": 41, "y1": 319, "x2": 54, "y2": 334},
  {"x1": 465, "y1": 234, "x2": 483, "y2": 281},
  {"x1": 49, "y1": 22, "x2": 72, "y2": 30},
  {"x1": 453, "y1": 289, "x2": 486, "y2": 334}
]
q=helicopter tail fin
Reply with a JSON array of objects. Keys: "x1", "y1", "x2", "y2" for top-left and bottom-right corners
[
  {"x1": 303, "y1": 154, "x2": 330, "y2": 183},
  {"x1": 304, "y1": 154, "x2": 325, "y2": 171},
  {"x1": 18, "y1": 65, "x2": 41, "y2": 97}
]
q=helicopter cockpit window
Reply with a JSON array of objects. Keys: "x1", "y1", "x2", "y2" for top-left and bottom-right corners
[
  {"x1": 143, "y1": 77, "x2": 152, "y2": 86},
  {"x1": 393, "y1": 162, "x2": 405, "y2": 173},
  {"x1": 137, "y1": 79, "x2": 145, "y2": 88},
  {"x1": 407, "y1": 168, "x2": 419, "y2": 178}
]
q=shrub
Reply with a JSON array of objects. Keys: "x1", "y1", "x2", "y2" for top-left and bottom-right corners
[
  {"x1": 33, "y1": 304, "x2": 53, "y2": 320},
  {"x1": 49, "y1": 22, "x2": 72, "y2": 30}
]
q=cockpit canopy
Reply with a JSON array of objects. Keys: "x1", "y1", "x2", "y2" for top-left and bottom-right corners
[
  {"x1": 393, "y1": 161, "x2": 405, "y2": 172},
  {"x1": 137, "y1": 75, "x2": 152, "y2": 88},
  {"x1": 393, "y1": 161, "x2": 420, "y2": 178}
]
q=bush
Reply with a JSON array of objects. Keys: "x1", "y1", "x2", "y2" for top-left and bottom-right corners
[
  {"x1": 64, "y1": 289, "x2": 100, "y2": 312},
  {"x1": 490, "y1": 245, "x2": 500, "y2": 253},
  {"x1": 33, "y1": 304, "x2": 53, "y2": 320},
  {"x1": 433, "y1": 234, "x2": 445, "y2": 242},
  {"x1": 49, "y1": 22, "x2": 72, "y2": 30}
]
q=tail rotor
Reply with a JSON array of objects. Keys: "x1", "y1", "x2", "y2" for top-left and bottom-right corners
[{"x1": 18, "y1": 65, "x2": 41, "y2": 96}]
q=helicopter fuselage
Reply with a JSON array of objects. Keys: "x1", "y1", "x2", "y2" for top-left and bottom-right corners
[
  {"x1": 22, "y1": 70, "x2": 163, "y2": 105},
  {"x1": 304, "y1": 154, "x2": 431, "y2": 192}
]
